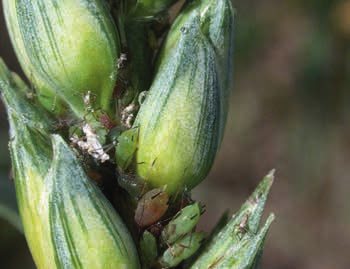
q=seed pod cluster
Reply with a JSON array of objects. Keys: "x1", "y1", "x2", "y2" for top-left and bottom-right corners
[
  {"x1": 0, "y1": 0, "x2": 249, "y2": 267},
  {"x1": 0, "y1": 61, "x2": 140, "y2": 269}
]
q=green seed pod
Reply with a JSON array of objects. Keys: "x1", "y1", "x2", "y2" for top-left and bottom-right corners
[
  {"x1": 3, "y1": 0, "x2": 121, "y2": 118},
  {"x1": 131, "y1": 0, "x2": 235, "y2": 194},
  {"x1": 1, "y1": 65, "x2": 140, "y2": 268}
]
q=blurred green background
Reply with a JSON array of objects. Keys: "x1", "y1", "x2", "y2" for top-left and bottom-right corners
[{"x1": 1, "y1": 0, "x2": 350, "y2": 268}]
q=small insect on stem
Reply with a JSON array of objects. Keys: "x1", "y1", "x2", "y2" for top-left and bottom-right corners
[
  {"x1": 113, "y1": 79, "x2": 125, "y2": 99},
  {"x1": 135, "y1": 188, "x2": 169, "y2": 229},
  {"x1": 50, "y1": 92, "x2": 59, "y2": 113},
  {"x1": 235, "y1": 212, "x2": 251, "y2": 240},
  {"x1": 82, "y1": 90, "x2": 97, "y2": 113},
  {"x1": 117, "y1": 52, "x2": 128, "y2": 69},
  {"x1": 99, "y1": 113, "x2": 116, "y2": 130},
  {"x1": 26, "y1": 73, "x2": 38, "y2": 101},
  {"x1": 159, "y1": 231, "x2": 204, "y2": 267},
  {"x1": 26, "y1": 87, "x2": 36, "y2": 100},
  {"x1": 121, "y1": 102, "x2": 138, "y2": 128}
]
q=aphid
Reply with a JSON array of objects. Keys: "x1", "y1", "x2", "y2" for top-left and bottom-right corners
[
  {"x1": 235, "y1": 212, "x2": 251, "y2": 240},
  {"x1": 113, "y1": 79, "x2": 125, "y2": 99},
  {"x1": 117, "y1": 171, "x2": 146, "y2": 199},
  {"x1": 82, "y1": 90, "x2": 97, "y2": 112},
  {"x1": 51, "y1": 93, "x2": 57, "y2": 112},
  {"x1": 140, "y1": 230, "x2": 158, "y2": 266},
  {"x1": 135, "y1": 188, "x2": 169, "y2": 229},
  {"x1": 162, "y1": 202, "x2": 202, "y2": 244},
  {"x1": 117, "y1": 52, "x2": 128, "y2": 69},
  {"x1": 121, "y1": 102, "x2": 138, "y2": 128},
  {"x1": 8, "y1": 168, "x2": 14, "y2": 182},
  {"x1": 160, "y1": 231, "x2": 204, "y2": 268},
  {"x1": 26, "y1": 88, "x2": 36, "y2": 100},
  {"x1": 77, "y1": 90, "x2": 116, "y2": 133},
  {"x1": 138, "y1": 91, "x2": 148, "y2": 105},
  {"x1": 113, "y1": 66, "x2": 129, "y2": 99},
  {"x1": 99, "y1": 113, "x2": 116, "y2": 130},
  {"x1": 53, "y1": 117, "x2": 76, "y2": 131},
  {"x1": 87, "y1": 170, "x2": 103, "y2": 185},
  {"x1": 26, "y1": 73, "x2": 38, "y2": 101},
  {"x1": 115, "y1": 126, "x2": 139, "y2": 171},
  {"x1": 137, "y1": 199, "x2": 205, "y2": 267}
]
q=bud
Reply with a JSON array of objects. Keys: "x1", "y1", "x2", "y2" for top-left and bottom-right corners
[
  {"x1": 1, "y1": 62, "x2": 140, "y2": 269},
  {"x1": 47, "y1": 135, "x2": 141, "y2": 269},
  {"x1": 129, "y1": 0, "x2": 235, "y2": 194},
  {"x1": 3, "y1": 0, "x2": 121, "y2": 118}
]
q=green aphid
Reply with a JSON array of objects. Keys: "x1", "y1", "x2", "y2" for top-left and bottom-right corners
[
  {"x1": 106, "y1": 126, "x2": 126, "y2": 145},
  {"x1": 160, "y1": 231, "x2": 204, "y2": 268},
  {"x1": 162, "y1": 203, "x2": 202, "y2": 244},
  {"x1": 140, "y1": 230, "x2": 158, "y2": 266},
  {"x1": 115, "y1": 127, "x2": 139, "y2": 171}
]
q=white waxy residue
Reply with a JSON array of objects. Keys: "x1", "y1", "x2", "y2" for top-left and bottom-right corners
[{"x1": 70, "y1": 123, "x2": 109, "y2": 162}]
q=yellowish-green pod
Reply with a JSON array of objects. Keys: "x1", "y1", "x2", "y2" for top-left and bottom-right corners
[
  {"x1": 0, "y1": 60, "x2": 140, "y2": 269},
  {"x1": 3, "y1": 0, "x2": 121, "y2": 118},
  {"x1": 131, "y1": 0, "x2": 235, "y2": 195},
  {"x1": 9, "y1": 132, "x2": 140, "y2": 269}
]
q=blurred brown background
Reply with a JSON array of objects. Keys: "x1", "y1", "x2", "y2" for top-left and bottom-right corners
[{"x1": 1, "y1": 0, "x2": 350, "y2": 268}]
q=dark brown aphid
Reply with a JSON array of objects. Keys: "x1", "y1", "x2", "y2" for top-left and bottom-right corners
[
  {"x1": 8, "y1": 168, "x2": 14, "y2": 182},
  {"x1": 113, "y1": 74, "x2": 129, "y2": 99},
  {"x1": 99, "y1": 113, "x2": 116, "y2": 130},
  {"x1": 53, "y1": 117, "x2": 76, "y2": 130},
  {"x1": 87, "y1": 170, "x2": 103, "y2": 186}
]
